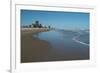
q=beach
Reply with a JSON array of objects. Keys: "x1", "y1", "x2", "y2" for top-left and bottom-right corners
[
  {"x1": 21, "y1": 28, "x2": 89, "y2": 63},
  {"x1": 21, "y1": 10, "x2": 89, "y2": 63},
  {"x1": 21, "y1": 28, "x2": 52, "y2": 63}
]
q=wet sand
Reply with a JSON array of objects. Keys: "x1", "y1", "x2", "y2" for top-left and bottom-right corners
[{"x1": 21, "y1": 28, "x2": 52, "y2": 63}]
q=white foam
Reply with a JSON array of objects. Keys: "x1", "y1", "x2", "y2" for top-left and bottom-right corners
[
  {"x1": 72, "y1": 31, "x2": 89, "y2": 46},
  {"x1": 72, "y1": 37, "x2": 89, "y2": 46}
]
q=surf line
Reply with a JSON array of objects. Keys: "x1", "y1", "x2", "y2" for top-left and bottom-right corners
[{"x1": 72, "y1": 32, "x2": 89, "y2": 46}]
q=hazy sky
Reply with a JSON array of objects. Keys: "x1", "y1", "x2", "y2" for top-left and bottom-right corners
[{"x1": 21, "y1": 10, "x2": 89, "y2": 30}]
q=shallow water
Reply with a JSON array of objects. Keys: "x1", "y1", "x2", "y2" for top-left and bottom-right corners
[{"x1": 33, "y1": 30, "x2": 89, "y2": 60}]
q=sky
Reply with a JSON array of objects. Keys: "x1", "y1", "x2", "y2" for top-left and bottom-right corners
[{"x1": 21, "y1": 9, "x2": 89, "y2": 30}]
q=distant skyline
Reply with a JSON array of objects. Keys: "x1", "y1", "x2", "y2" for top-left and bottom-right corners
[{"x1": 21, "y1": 10, "x2": 89, "y2": 30}]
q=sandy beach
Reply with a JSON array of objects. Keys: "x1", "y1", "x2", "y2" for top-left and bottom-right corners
[
  {"x1": 21, "y1": 28, "x2": 52, "y2": 63},
  {"x1": 21, "y1": 28, "x2": 89, "y2": 63},
  {"x1": 21, "y1": 10, "x2": 89, "y2": 63}
]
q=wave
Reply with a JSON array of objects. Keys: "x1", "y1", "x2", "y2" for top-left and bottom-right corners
[{"x1": 72, "y1": 31, "x2": 89, "y2": 46}]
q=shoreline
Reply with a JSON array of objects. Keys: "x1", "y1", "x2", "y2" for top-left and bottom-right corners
[
  {"x1": 21, "y1": 28, "x2": 52, "y2": 63},
  {"x1": 21, "y1": 28, "x2": 89, "y2": 63}
]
